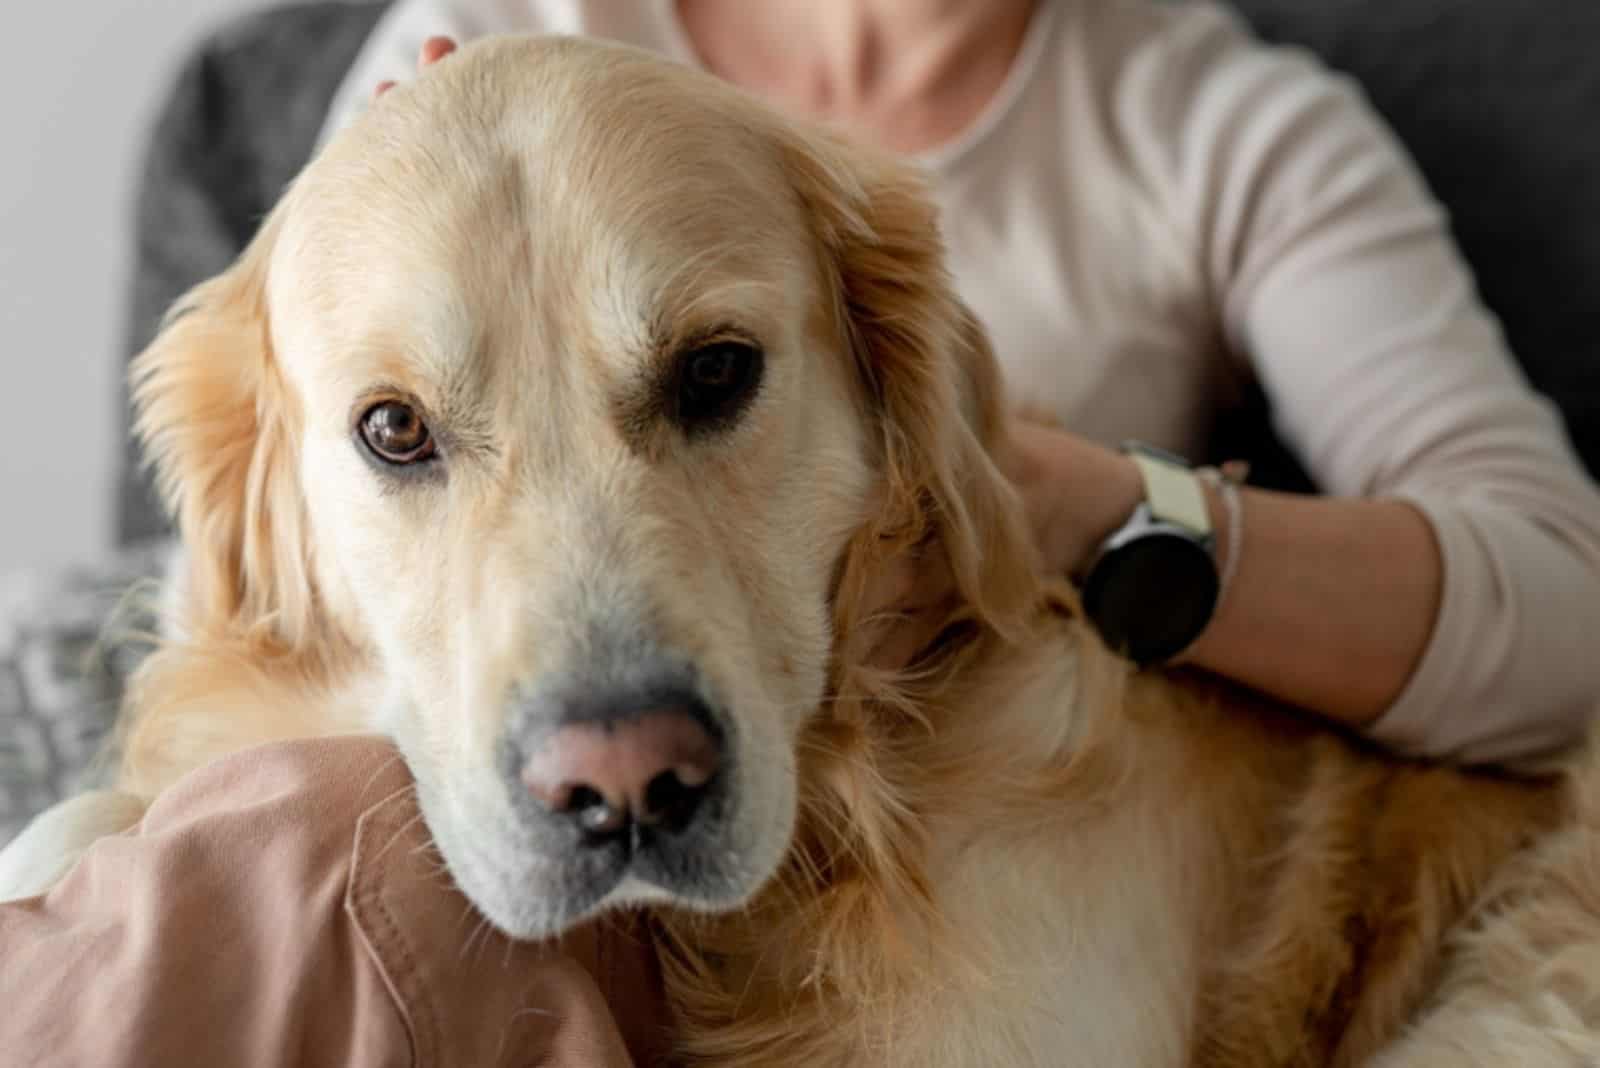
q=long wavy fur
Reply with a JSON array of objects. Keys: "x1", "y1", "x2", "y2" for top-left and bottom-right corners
[
  {"x1": 119, "y1": 199, "x2": 363, "y2": 798},
  {"x1": 650, "y1": 125, "x2": 1130, "y2": 1065}
]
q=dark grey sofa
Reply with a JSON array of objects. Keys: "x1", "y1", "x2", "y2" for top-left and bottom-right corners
[{"x1": 3, "y1": 0, "x2": 1598, "y2": 844}]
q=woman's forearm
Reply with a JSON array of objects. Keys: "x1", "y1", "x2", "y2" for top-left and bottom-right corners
[
  {"x1": 1181, "y1": 488, "x2": 1440, "y2": 727},
  {"x1": 1018, "y1": 424, "x2": 1441, "y2": 728}
]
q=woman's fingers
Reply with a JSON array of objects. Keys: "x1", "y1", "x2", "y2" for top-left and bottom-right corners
[
  {"x1": 419, "y1": 35, "x2": 458, "y2": 69},
  {"x1": 373, "y1": 36, "x2": 460, "y2": 100},
  {"x1": 852, "y1": 543, "x2": 964, "y2": 673},
  {"x1": 864, "y1": 600, "x2": 961, "y2": 675}
]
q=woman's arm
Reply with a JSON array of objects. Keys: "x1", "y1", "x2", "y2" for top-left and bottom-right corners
[
  {"x1": 1048, "y1": 0, "x2": 1600, "y2": 765},
  {"x1": 1007, "y1": 426, "x2": 1443, "y2": 731},
  {"x1": 1181, "y1": 490, "x2": 1440, "y2": 730},
  {"x1": 0, "y1": 737, "x2": 660, "y2": 1066}
]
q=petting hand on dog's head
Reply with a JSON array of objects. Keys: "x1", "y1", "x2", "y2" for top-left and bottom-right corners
[{"x1": 374, "y1": 34, "x2": 457, "y2": 98}]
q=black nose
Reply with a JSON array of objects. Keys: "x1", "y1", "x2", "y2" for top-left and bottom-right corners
[{"x1": 521, "y1": 702, "x2": 721, "y2": 836}]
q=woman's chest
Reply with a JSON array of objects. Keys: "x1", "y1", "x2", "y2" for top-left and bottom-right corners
[{"x1": 930, "y1": 147, "x2": 1236, "y2": 459}]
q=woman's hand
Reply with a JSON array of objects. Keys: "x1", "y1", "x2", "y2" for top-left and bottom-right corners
[
  {"x1": 1001, "y1": 419, "x2": 1146, "y2": 584},
  {"x1": 374, "y1": 35, "x2": 459, "y2": 99},
  {"x1": 858, "y1": 419, "x2": 1144, "y2": 672}
]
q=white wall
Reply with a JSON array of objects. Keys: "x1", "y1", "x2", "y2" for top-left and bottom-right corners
[{"x1": 0, "y1": 0, "x2": 288, "y2": 573}]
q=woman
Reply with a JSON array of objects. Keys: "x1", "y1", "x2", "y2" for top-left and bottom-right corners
[{"x1": 326, "y1": 0, "x2": 1600, "y2": 764}]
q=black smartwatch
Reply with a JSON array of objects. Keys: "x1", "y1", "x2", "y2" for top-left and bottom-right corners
[{"x1": 1080, "y1": 443, "x2": 1220, "y2": 667}]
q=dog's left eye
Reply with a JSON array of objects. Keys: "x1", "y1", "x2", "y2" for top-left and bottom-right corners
[
  {"x1": 359, "y1": 401, "x2": 437, "y2": 465},
  {"x1": 674, "y1": 341, "x2": 764, "y2": 431}
]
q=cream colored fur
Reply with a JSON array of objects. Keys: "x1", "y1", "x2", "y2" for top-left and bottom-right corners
[
  {"x1": 4, "y1": 36, "x2": 1598, "y2": 1066},
  {"x1": 0, "y1": 790, "x2": 147, "y2": 903}
]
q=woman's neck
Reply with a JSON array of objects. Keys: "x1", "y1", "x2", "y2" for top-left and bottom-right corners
[{"x1": 675, "y1": 0, "x2": 1036, "y2": 156}]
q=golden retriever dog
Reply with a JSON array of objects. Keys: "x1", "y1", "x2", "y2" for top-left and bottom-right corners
[{"x1": 5, "y1": 35, "x2": 1600, "y2": 1066}]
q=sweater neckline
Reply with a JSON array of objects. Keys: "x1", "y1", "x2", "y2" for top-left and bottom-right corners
[{"x1": 654, "y1": 0, "x2": 1059, "y2": 172}]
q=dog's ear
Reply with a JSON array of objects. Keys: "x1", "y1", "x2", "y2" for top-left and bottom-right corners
[
  {"x1": 131, "y1": 203, "x2": 319, "y2": 654},
  {"x1": 779, "y1": 129, "x2": 1040, "y2": 663}
]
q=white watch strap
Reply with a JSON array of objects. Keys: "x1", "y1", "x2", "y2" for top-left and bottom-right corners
[{"x1": 1128, "y1": 449, "x2": 1211, "y2": 536}]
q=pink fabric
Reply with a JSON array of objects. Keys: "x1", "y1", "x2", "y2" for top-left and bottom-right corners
[{"x1": 0, "y1": 736, "x2": 669, "y2": 1067}]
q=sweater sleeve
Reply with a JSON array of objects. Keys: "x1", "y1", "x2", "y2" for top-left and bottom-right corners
[
  {"x1": 0, "y1": 739, "x2": 416, "y2": 1067},
  {"x1": 0, "y1": 737, "x2": 659, "y2": 1067},
  {"x1": 1116, "y1": 0, "x2": 1600, "y2": 764}
]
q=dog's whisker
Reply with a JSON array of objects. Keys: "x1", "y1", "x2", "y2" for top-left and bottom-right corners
[
  {"x1": 357, "y1": 753, "x2": 410, "y2": 805},
  {"x1": 369, "y1": 808, "x2": 431, "y2": 868},
  {"x1": 460, "y1": 912, "x2": 496, "y2": 966}
]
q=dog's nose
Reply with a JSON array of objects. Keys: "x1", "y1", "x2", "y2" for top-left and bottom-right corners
[{"x1": 521, "y1": 707, "x2": 721, "y2": 836}]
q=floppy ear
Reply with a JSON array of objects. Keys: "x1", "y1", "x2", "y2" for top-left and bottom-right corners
[
  {"x1": 130, "y1": 202, "x2": 320, "y2": 655},
  {"x1": 779, "y1": 129, "x2": 1040, "y2": 668},
  {"x1": 654, "y1": 133, "x2": 1053, "y2": 1048}
]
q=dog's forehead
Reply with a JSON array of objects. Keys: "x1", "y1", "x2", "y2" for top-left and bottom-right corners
[
  {"x1": 294, "y1": 36, "x2": 814, "y2": 288},
  {"x1": 274, "y1": 36, "x2": 818, "y2": 387}
]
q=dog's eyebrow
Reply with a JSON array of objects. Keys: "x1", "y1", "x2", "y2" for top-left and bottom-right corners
[
  {"x1": 652, "y1": 319, "x2": 762, "y2": 361},
  {"x1": 642, "y1": 270, "x2": 792, "y2": 375},
  {"x1": 357, "y1": 318, "x2": 503, "y2": 447},
  {"x1": 664, "y1": 277, "x2": 791, "y2": 330}
]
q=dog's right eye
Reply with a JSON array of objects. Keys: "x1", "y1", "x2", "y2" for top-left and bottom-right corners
[{"x1": 359, "y1": 401, "x2": 437, "y2": 466}]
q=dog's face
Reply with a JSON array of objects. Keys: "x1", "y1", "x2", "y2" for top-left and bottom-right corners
[{"x1": 130, "y1": 38, "x2": 1031, "y2": 938}]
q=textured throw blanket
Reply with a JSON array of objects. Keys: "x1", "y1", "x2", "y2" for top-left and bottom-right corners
[{"x1": 0, "y1": 545, "x2": 167, "y2": 846}]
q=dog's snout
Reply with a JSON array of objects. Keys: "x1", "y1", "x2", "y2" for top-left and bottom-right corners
[
  {"x1": 497, "y1": 651, "x2": 745, "y2": 914},
  {"x1": 522, "y1": 705, "x2": 721, "y2": 836}
]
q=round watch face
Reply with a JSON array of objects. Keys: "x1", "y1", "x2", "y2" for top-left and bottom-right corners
[{"x1": 1081, "y1": 532, "x2": 1219, "y2": 666}]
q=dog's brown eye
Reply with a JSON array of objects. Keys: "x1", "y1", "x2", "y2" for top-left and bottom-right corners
[
  {"x1": 359, "y1": 401, "x2": 436, "y2": 464},
  {"x1": 675, "y1": 342, "x2": 763, "y2": 431}
]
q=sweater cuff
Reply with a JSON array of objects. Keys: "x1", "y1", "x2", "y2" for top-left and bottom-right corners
[{"x1": 1365, "y1": 494, "x2": 1578, "y2": 770}]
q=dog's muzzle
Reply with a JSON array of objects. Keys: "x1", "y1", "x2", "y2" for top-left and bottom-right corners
[
  {"x1": 499, "y1": 645, "x2": 739, "y2": 904},
  {"x1": 519, "y1": 688, "x2": 723, "y2": 839}
]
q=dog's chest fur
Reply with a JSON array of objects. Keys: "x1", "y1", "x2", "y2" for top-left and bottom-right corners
[
  {"x1": 661, "y1": 628, "x2": 1566, "y2": 1068},
  {"x1": 896, "y1": 785, "x2": 1207, "y2": 1067},
  {"x1": 869, "y1": 654, "x2": 1219, "y2": 1067},
  {"x1": 662, "y1": 637, "x2": 1237, "y2": 1067}
]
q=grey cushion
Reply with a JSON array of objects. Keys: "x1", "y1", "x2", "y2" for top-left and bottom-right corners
[
  {"x1": 117, "y1": 1, "x2": 391, "y2": 545},
  {"x1": 1229, "y1": 0, "x2": 1600, "y2": 480}
]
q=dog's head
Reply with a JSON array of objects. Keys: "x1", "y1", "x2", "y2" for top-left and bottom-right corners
[{"x1": 127, "y1": 37, "x2": 1037, "y2": 938}]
